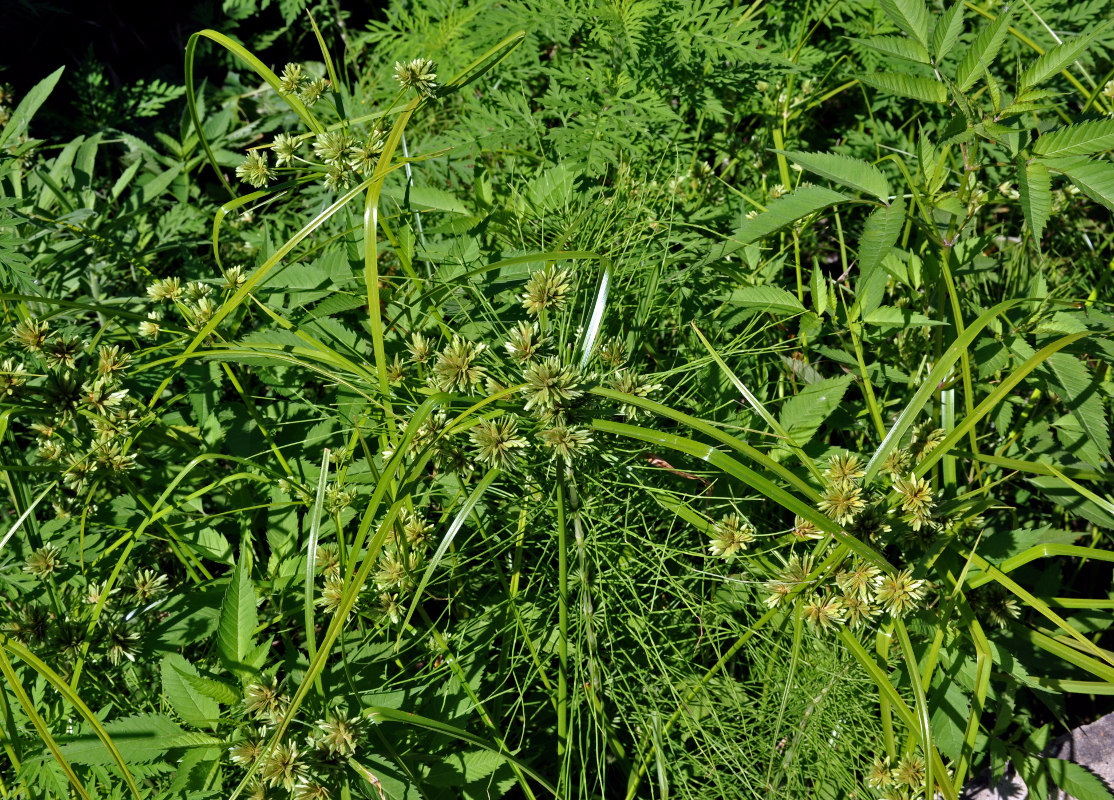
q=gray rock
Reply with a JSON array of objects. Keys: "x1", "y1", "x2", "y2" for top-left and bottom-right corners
[{"x1": 962, "y1": 713, "x2": 1114, "y2": 800}]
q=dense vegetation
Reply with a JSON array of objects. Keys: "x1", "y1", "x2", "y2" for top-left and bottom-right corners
[{"x1": 2, "y1": 0, "x2": 1114, "y2": 798}]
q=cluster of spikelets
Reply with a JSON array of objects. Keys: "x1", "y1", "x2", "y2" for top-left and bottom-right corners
[
  {"x1": 864, "y1": 752, "x2": 942, "y2": 800},
  {"x1": 753, "y1": 548, "x2": 928, "y2": 633},
  {"x1": 234, "y1": 57, "x2": 437, "y2": 192},
  {"x1": 5, "y1": 316, "x2": 138, "y2": 498},
  {"x1": 143, "y1": 271, "x2": 247, "y2": 337},
  {"x1": 383, "y1": 262, "x2": 659, "y2": 474},
  {"x1": 703, "y1": 433, "x2": 967, "y2": 635},
  {"x1": 228, "y1": 675, "x2": 367, "y2": 799},
  {"x1": 5, "y1": 548, "x2": 169, "y2": 670}
]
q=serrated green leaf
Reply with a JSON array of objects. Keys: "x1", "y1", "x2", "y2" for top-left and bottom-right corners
[
  {"x1": 852, "y1": 195, "x2": 906, "y2": 320},
  {"x1": 955, "y1": 7, "x2": 1013, "y2": 92},
  {"x1": 184, "y1": 673, "x2": 241, "y2": 706},
  {"x1": 1034, "y1": 118, "x2": 1114, "y2": 158},
  {"x1": 58, "y1": 714, "x2": 221, "y2": 765},
  {"x1": 858, "y1": 71, "x2": 947, "y2": 103},
  {"x1": 161, "y1": 655, "x2": 220, "y2": 730},
  {"x1": 733, "y1": 185, "x2": 848, "y2": 243},
  {"x1": 167, "y1": 747, "x2": 220, "y2": 796},
  {"x1": 853, "y1": 35, "x2": 930, "y2": 64},
  {"x1": 723, "y1": 285, "x2": 806, "y2": 316},
  {"x1": 1019, "y1": 23, "x2": 1109, "y2": 92},
  {"x1": 0, "y1": 67, "x2": 64, "y2": 149},
  {"x1": 139, "y1": 164, "x2": 184, "y2": 205},
  {"x1": 859, "y1": 194, "x2": 905, "y2": 273},
  {"x1": 1042, "y1": 757, "x2": 1114, "y2": 800},
  {"x1": 778, "y1": 150, "x2": 890, "y2": 201},
  {"x1": 777, "y1": 375, "x2": 854, "y2": 447},
  {"x1": 999, "y1": 98, "x2": 1059, "y2": 119},
  {"x1": 181, "y1": 527, "x2": 234, "y2": 565},
  {"x1": 1041, "y1": 352, "x2": 1111, "y2": 469},
  {"x1": 931, "y1": 2, "x2": 964, "y2": 61},
  {"x1": 1053, "y1": 413, "x2": 1106, "y2": 470},
  {"x1": 985, "y1": 68, "x2": 1002, "y2": 113},
  {"x1": 217, "y1": 548, "x2": 258, "y2": 678},
  {"x1": 1048, "y1": 157, "x2": 1114, "y2": 211},
  {"x1": 810, "y1": 263, "x2": 828, "y2": 317},
  {"x1": 879, "y1": 0, "x2": 930, "y2": 48},
  {"x1": 863, "y1": 306, "x2": 945, "y2": 327},
  {"x1": 1018, "y1": 160, "x2": 1051, "y2": 243}
]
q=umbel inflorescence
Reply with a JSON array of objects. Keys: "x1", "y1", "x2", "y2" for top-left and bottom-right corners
[
  {"x1": 702, "y1": 435, "x2": 979, "y2": 640},
  {"x1": 232, "y1": 56, "x2": 439, "y2": 194}
]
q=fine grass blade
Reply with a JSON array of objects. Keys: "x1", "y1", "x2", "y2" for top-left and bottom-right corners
[
  {"x1": 589, "y1": 387, "x2": 822, "y2": 502},
  {"x1": 439, "y1": 31, "x2": 526, "y2": 95},
  {"x1": 363, "y1": 706, "x2": 557, "y2": 796},
  {"x1": 691, "y1": 323, "x2": 824, "y2": 482},
  {"x1": 591, "y1": 417, "x2": 887, "y2": 567},
  {"x1": 1, "y1": 639, "x2": 141, "y2": 800},
  {"x1": 0, "y1": 647, "x2": 94, "y2": 800},
  {"x1": 863, "y1": 298, "x2": 1030, "y2": 484},
  {"x1": 400, "y1": 468, "x2": 500, "y2": 633},
  {"x1": 304, "y1": 448, "x2": 331, "y2": 691}
]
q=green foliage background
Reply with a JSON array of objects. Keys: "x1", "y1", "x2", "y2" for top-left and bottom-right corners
[{"x1": 1, "y1": 0, "x2": 1113, "y2": 799}]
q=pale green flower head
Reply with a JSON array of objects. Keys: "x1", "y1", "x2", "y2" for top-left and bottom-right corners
[
  {"x1": 236, "y1": 150, "x2": 274, "y2": 188},
  {"x1": 394, "y1": 57, "x2": 438, "y2": 97}
]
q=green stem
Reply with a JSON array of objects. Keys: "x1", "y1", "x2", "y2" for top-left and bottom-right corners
[
  {"x1": 624, "y1": 544, "x2": 851, "y2": 799},
  {"x1": 556, "y1": 473, "x2": 569, "y2": 760}
]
